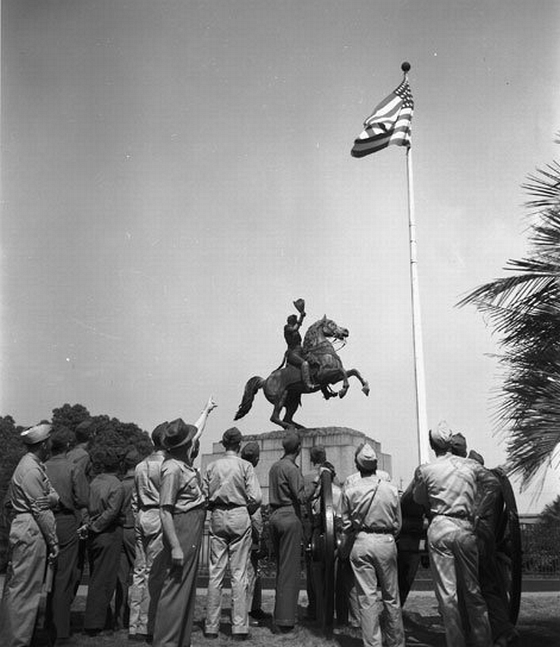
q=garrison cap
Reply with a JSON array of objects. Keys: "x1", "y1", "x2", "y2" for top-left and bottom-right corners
[
  {"x1": 468, "y1": 450, "x2": 485, "y2": 466},
  {"x1": 430, "y1": 420, "x2": 453, "y2": 450},
  {"x1": 21, "y1": 423, "x2": 52, "y2": 445},
  {"x1": 450, "y1": 432, "x2": 467, "y2": 457},
  {"x1": 355, "y1": 443, "x2": 377, "y2": 470}
]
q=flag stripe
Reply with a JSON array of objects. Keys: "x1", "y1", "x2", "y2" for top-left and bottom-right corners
[{"x1": 351, "y1": 78, "x2": 414, "y2": 158}]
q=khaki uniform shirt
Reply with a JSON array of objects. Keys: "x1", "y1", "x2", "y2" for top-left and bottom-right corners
[
  {"x1": 160, "y1": 458, "x2": 205, "y2": 513},
  {"x1": 341, "y1": 475, "x2": 402, "y2": 535},
  {"x1": 131, "y1": 450, "x2": 165, "y2": 514},
  {"x1": 7, "y1": 452, "x2": 59, "y2": 549},
  {"x1": 412, "y1": 453, "x2": 481, "y2": 520},
  {"x1": 204, "y1": 451, "x2": 262, "y2": 514}
]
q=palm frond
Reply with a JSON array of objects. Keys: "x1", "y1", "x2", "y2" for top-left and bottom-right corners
[{"x1": 459, "y1": 153, "x2": 560, "y2": 486}]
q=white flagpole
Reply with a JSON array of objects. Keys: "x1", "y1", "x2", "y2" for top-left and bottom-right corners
[{"x1": 403, "y1": 64, "x2": 430, "y2": 463}]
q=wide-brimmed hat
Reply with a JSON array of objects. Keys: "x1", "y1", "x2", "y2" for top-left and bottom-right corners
[
  {"x1": 355, "y1": 443, "x2": 377, "y2": 470},
  {"x1": 21, "y1": 423, "x2": 52, "y2": 445},
  {"x1": 293, "y1": 298, "x2": 306, "y2": 314},
  {"x1": 162, "y1": 418, "x2": 197, "y2": 450}
]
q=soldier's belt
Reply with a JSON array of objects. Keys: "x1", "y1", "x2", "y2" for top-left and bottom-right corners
[
  {"x1": 359, "y1": 527, "x2": 394, "y2": 535},
  {"x1": 434, "y1": 511, "x2": 473, "y2": 522},
  {"x1": 209, "y1": 502, "x2": 246, "y2": 510}
]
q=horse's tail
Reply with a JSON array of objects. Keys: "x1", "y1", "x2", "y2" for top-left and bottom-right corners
[{"x1": 234, "y1": 376, "x2": 264, "y2": 421}]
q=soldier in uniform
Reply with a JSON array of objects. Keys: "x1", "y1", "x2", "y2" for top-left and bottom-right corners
[
  {"x1": 0, "y1": 423, "x2": 60, "y2": 647},
  {"x1": 83, "y1": 446, "x2": 126, "y2": 635},
  {"x1": 240, "y1": 441, "x2": 270, "y2": 625},
  {"x1": 268, "y1": 432, "x2": 306, "y2": 634},
  {"x1": 44, "y1": 428, "x2": 89, "y2": 644},
  {"x1": 412, "y1": 422, "x2": 492, "y2": 647},
  {"x1": 204, "y1": 428, "x2": 262, "y2": 640},
  {"x1": 450, "y1": 438, "x2": 520, "y2": 647},
  {"x1": 152, "y1": 403, "x2": 216, "y2": 647},
  {"x1": 340, "y1": 443, "x2": 405, "y2": 647},
  {"x1": 114, "y1": 449, "x2": 141, "y2": 630},
  {"x1": 283, "y1": 299, "x2": 314, "y2": 390},
  {"x1": 128, "y1": 423, "x2": 168, "y2": 641},
  {"x1": 302, "y1": 444, "x2": 327, "y2": 620}
]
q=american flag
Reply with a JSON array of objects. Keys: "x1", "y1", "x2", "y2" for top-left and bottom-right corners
[{"x1": 351, "y1": 78, "x2": 414, "y2": 158}]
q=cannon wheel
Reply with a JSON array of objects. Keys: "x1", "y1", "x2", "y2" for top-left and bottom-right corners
[
  {"x1": 319, "y1": 469, "x2": 335, "y2": 637},
  {"x1": 492, "y1": 468, "x2": 522, "y2": 625},
  {"x1": 310, "y1": 470, "x2": 336, "y2": 637}
]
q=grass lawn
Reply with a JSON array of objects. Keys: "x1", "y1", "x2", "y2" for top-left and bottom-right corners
[{"x1": 29, "y1": 589, "x2": 560, "y2": 647}]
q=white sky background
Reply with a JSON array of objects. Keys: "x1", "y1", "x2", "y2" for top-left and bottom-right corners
[{"x1": 2, "y1": 1, "x2": 560, "y2": 511}]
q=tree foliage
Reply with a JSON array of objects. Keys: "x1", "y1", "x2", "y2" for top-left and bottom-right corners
[
  {"x1": 0, "y1": 405, "x2": 152, "y2": 572},
  {"x1": 459, "y1": 156, "x2": 560, "y2": 486}
]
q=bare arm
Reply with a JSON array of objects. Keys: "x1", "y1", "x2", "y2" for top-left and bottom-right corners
[{"x1": 192, "y1": 396, "x2": 218, "y2": 445}]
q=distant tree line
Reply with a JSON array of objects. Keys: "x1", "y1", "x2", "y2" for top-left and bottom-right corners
[{"x1": 0, "y1": 403, "x2": 153, "y2": 572}]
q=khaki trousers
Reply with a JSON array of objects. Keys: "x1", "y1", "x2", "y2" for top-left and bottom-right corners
[
  {"x1": 204, "y1": 507, "x2": 252, "y2": 635},
  {"x1": 128, "y1": 509, "x2": 164, "y2": 636},
  {"x1": 428, "y1": 516, "x2": 492, "y2": 647},
  {"x1": 0, "y1": 514, "x2": 47, "y2": 647},
  {"x1": 350, "y1": 533, "x2": 405, "y2": 647}
]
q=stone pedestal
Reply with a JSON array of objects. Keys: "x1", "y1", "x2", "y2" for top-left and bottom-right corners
[{"x1": 200, "y1": 427, "x2": 392, "y2": 504}]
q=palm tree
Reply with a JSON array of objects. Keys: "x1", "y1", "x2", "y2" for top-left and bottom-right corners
[{"x1": 459, "y1": 155, "x2": 560, "y2": 487}]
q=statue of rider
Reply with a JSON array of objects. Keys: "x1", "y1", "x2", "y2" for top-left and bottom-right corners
[{"x1": 284, "y1": 299, "x2": 315, "y2": 390}]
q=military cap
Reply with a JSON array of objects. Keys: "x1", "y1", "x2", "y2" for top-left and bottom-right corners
[
  {"x1": 241, "y1": 441, "x2": 260, "y2": 462},
  {"x1": 21, "y1": 423, "x2": 52, "y2": 445},
  {"x1": 355, "y1": 443, "x2": 377, "y2": 470},
  {"x1": 450, "y1": 432, "x2": 467, "y2": 457},
  {"x1": 282, "y1": 431, "x2": 301, "y2": 454},
  {"x1": 222, "y1": 427, "x2": 243, "y2": 446},
  {"x1": 162, "y1": 418, "x2": 198, "y2": 449},
  {"x1": 430, "y1": 420, "x2": 453, "y2": 450},
  {"x1": 468, "y1": 449, "x2": 485, "y2": 466}
]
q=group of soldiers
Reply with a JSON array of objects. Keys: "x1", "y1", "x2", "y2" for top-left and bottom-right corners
[{"x1": 0, "y1": 402, "x2": 520, "y2": 647}]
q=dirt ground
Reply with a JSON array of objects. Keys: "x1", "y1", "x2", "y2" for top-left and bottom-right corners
[{"x1": 27, "y1": 589, "x2": 560, "y2": 647}]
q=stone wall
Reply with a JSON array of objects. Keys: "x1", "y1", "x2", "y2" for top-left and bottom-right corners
[{"x1": 200, "y1": 426, "x2": 392, "y2": 504}]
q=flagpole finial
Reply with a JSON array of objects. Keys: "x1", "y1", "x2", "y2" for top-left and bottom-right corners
[{"x1": 401, "y1": 61, "x2": 411, "y2": 73}]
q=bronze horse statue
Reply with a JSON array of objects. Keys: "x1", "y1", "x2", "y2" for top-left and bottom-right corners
[{"x1": 234, "y1": 316, "x2": 370, "y2": 429}]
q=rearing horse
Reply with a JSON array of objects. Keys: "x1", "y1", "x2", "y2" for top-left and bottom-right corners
[{"x1": 234, "y1": 315, "x2": 369, "y2": 429}]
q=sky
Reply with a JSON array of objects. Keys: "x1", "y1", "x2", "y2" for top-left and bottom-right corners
[{"x1": 2, "y1": 1, "x2": 560, "y2": 512}]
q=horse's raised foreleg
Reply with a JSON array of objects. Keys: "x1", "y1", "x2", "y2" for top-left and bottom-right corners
[
  {"x1": 321, "y1": 385, "x2": 337, "y2": 400},
  {"x1": 338, "y1": 368, "x2": 350, "y2": 398},
  {"x1": 345, "y1": 368, "x2": 370, "y2": 396}
]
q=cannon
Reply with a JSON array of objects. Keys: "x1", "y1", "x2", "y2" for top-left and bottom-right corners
[{"x1": 309, "y1": 467, "x2": 523, "y2": 637}]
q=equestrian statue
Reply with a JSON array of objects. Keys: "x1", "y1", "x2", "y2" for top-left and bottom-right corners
[{"x1": 234, "y1": 299, "x2": 370, "y2": 429}]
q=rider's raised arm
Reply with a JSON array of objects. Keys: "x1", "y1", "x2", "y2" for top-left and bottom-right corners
[
  {"x1": 295, "y1": 310, "x2": 306, "y2": 330},
  {"x1": 192, "y1": 396, "x2": 217, "y2": 444}
]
